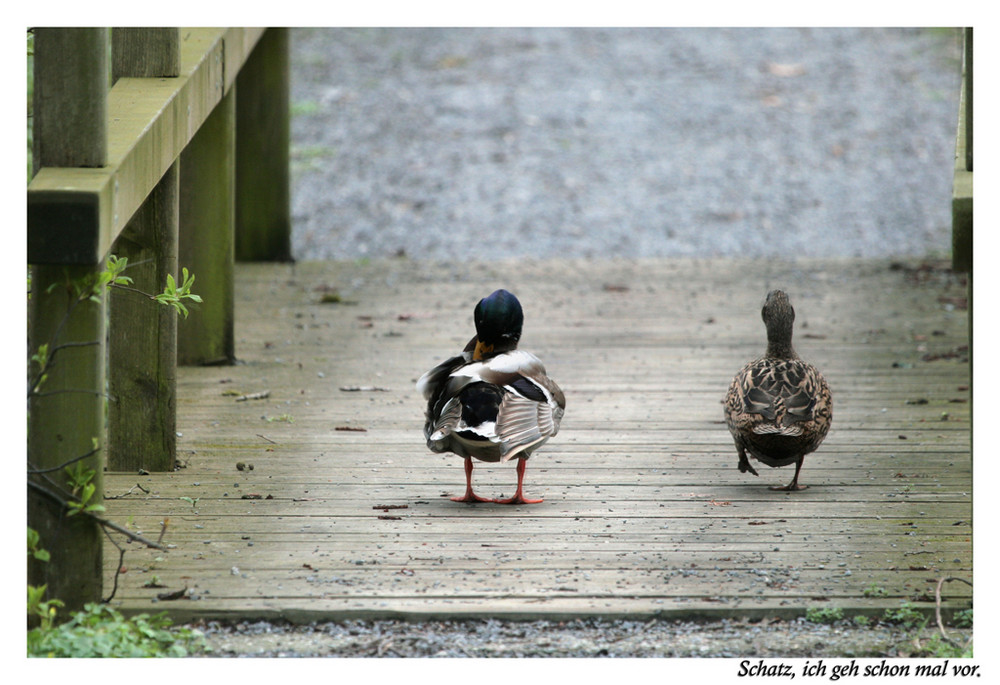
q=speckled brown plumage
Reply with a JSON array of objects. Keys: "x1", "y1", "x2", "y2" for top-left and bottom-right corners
[{"x1": 725, "y1": 290, "x2": 832, "y2": 491}]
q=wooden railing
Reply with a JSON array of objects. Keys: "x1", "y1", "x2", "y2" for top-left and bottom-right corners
[
  {"x1": 952, "y1": 27, "x2": 972, "y2": 274},
  {"x1": 27, "y1": 27, "x2": 290, "y2": 610}
]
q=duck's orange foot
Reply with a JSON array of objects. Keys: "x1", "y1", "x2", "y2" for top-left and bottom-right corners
[
  {"x1": 493, "y1": 458, "x2": 543, "y2": 504},
  {"x1": 451, "y1": 490, "x2": 494, "y2": 503},
  {"x1": 493, "y1": 494, "x2": 543, "y2": 505},
  {"x1": 451, "y1": 457, "x2": 493, "y2": 502}
]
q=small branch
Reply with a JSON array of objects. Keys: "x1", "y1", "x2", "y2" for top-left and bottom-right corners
[
  {"x1": 46, "y1": 340, "x2": 102, "y2": 354},
  {"x1": 27, "y1": 446, "x2": 100, "y2": 474},
  {"x1": 101, "y1": 527, "x2": 126, "y2": 604},
  {"x1": 106, "y1": 482, "x2": 150, "y2": 499},
  {"x1": 28, "y1": 340, "x2": 102, "y2": 397},
  {"x1": 935, "y1": 576, "x2": 973, "y2": 643},
  {"x1": 32, "y1": 389, "x2": 115, "y2": 400},
  {"x1": 27, "y1": 480, "x2": 168, "y2": 551},
  {"x1": 108, "y1": 283, "x2": 158, "y2": 300}
]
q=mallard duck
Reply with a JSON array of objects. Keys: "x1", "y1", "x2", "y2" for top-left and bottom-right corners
[
  {"x1": 724, "y1": 289, "x2": 832, "y2": 491},
  {"x1": 416, "y1": 289, "x2": 565, "y2": 504}
]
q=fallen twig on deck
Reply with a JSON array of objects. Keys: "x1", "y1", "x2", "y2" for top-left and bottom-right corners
[
  {"x1": 236, "y1": 390, "x2": 271, "y2": 401},
  {"x1": 935, "y1": 576, "x2": 973, "y2": 646}
]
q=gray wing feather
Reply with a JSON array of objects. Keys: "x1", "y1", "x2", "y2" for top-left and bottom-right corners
[{"x1": 496, "y1": 386, "x2": 562, "y2": 462}]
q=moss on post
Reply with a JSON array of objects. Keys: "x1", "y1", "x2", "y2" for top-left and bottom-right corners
[
  {"x1": 107, "y1": 28, "x2": 181, "y2": 472},
  {"x1": 28, "y1": 28, "x2": 109, "y2": 612},
  {"x1": 179, "y1": 87, "x2": 236, "y2": 365},
  {"x1": 28, "y1": 266, "x2": 107, "y2": 611},
  {"x1": 108, "y1": 165, "x2": 179, "y2": 472},
  {"x1": 235, "y1": 27, "x2": 291, "y2": 261}
]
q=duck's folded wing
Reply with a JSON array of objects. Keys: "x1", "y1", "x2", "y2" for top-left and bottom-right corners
[
  {"x1": 496, "y1": 392, "x2": 559, "y2": 461},
  {"x1": 427, "y1": 396, "x2": 462, "y2": 446},
  {"x1": 416, "y1": 354, "x2": 467, "y2": 400}
]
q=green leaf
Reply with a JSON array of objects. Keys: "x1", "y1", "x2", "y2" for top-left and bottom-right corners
[{"x1": 30, "y1": 343, "x2": 49, "y2": 370}]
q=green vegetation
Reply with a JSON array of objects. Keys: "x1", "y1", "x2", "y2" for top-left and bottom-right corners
[
  {"x1": 882, "y1": 602, "x2": 924, "y2": 628},
  {"x1": 28, "y1": 529, "x2": 207, "y2": 657},
  {"x1": 954, "y1": 609, "x2": 973, "y2": 629},
  {"x1": 28, "y1": 603, "x2": 207, "y2": 658},
  {"x1": 805, "y1": 606, "x2": 844, "y2": 624},
  {"x1": 28, "y1": 256, "x2": 204, "y2": 656},
  {"x1": 862, "y1": 583, "x2": 887, "y2": 598},
  {"x1": 912, "y1": 633, "x2": 974, "y2": 659}
]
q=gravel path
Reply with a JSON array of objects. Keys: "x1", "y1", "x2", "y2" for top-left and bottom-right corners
[
  {"x1": 289, "y1": 27, "x2": 961, "y2": 261},
  {"x1": 197, "y1": 617, "x2": 970, "y2": 658}
]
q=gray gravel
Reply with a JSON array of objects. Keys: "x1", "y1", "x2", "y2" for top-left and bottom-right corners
[
  {"x1": 289, "y1": 27, "x2": 961, "y2": 261},
  {"x1": 196, "y1": 617, "x2": 971, "y2": 658}
]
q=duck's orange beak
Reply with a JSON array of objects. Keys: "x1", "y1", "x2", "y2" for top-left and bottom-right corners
[{"x1": 473, "y1": 340, "x2": 494, "y2": 361}]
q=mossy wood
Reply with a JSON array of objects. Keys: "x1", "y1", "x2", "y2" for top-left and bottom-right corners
[
  {"x1": 29, "y1": 28, "x2": 291, "y2": 613},
  {"x1": 112, "y1": 28, "x2": 180, "y2": 80},
  {"x1": 178, "y1": 87, "x2": 236, "y2": 365},
  {"x1": 108, "y1": 166, "x2": 179, "y2": 471},
  {"x1": 103, "y1": 258, "x2": 971, "y2": 623},
  {"x1": 27, "y1": 28, "x2": 266, "y2": 266},
  {"x1": 951, "y1": 28, "x2": 971, "y2": 274},
  {"x1": 235, "y1": 27, "x2": 292, "y2": 262},
  {"x1": 107, "y1": 29, "x2": 180, "y2": 472},
  {"x1": 28, "y1": 29, "x2": 110, "y2": 612}
]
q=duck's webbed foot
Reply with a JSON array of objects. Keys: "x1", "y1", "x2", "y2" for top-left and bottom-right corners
[
  {"x1": 451, "y1": 457, "x2": 494, "y2": 503},
  {"x1": 451, "y1": 490, "x2": 494, "y2": 503},
  {"x1": 493, "y1": 458, "x2": 543, "y2": 505},
  {"x1": 737, "y1": 449, "x2": 759, "y2": 476},
  {"x1": 769, "y1": 459, "x2": 807, "y2": 491}
]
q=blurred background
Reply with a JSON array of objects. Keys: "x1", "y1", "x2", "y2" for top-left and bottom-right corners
[{"x1": 288, "y1": 27, "x2": 962, "y2": 262}]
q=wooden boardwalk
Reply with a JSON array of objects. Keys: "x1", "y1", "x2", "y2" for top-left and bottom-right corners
[{"x1": 103, "y1": 258, "x2": 972, "y2": 623}]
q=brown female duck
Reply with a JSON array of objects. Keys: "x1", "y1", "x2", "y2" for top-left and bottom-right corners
[{"x1": 725, "y1": 289, "x2": 832, "y2": 491}]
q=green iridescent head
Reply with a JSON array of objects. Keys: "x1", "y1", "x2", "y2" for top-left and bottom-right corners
[{"x1": 472, "y1": 289, "x2": 523, "y2": 358}]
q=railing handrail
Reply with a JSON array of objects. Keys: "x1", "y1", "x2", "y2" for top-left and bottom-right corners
[{"x1": 27, "y1": 28, "x2": 266, "y2": 266}]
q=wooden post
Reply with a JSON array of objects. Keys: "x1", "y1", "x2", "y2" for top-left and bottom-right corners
[
  {"x1": 179, "y1": 86, "x2": 236, "y2": 365},
  {"x1": 235, "y1": 27, "x2": 292, "y2": 261},
  {"x1": 107, "y1": 28, "x2": 180, "y2": 472},
  {"x1": 952, "y1": 28, "x2": 972, "y2": 275},
  {"x1": 964, "y1": 28, "x2": 972, "y2": 174},
  {"x1": 112, "y1": 27, "x2": 180, "y2": 79},
  {"x1": 107, "y1": 166, "x2": 179, "y2": 471},
  {"x1": 28, "y1": 28, "x2": 109, "y2": 612}
]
